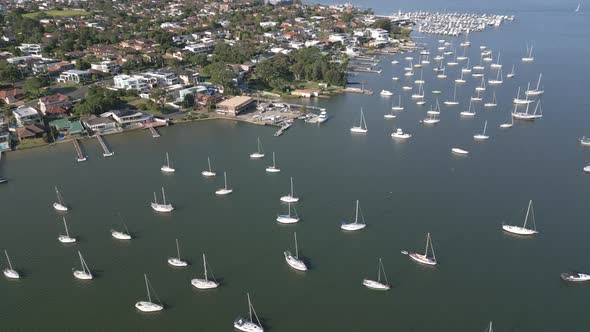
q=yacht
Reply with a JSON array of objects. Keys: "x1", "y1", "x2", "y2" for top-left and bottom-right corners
[
  {"x1": 249, "y1": 138, "x2": 265, "y2": 159},
  {"x1": 135, "y1": 274, "x2": 164, "y2": 313},
  {"x1": 391, "y1": 128, "x2": 412, "y2": 139},
  {"x1": 341, "y1": 200, "x2": 366, "y2": 231},
  {"x1": 72, "y1": 251, "x2": 93, "y2": 280},
  {"x1": 215, "y1": 172, "x2": 233, "y2": 195},
  {"x1": 513, "y1": 86, "x2": 532, "y2": 105},
  {"x1": 265, "y1": 152, "x2": 280, "y2": 173},
  {"x1": 362, "y1": 258, "x2": 391, "y2": 290},
  {"x1": 561, "y1": 272, "x2": 590, "y2": 282},
  {"x1": 318, "y1": 111, "x2": 329, "y2": 123},
  {"x1": 160, "y1": 152, "x2": 175, "y2": 173},
  {"x1": 451, "y1": 148, "x2": 469, "y2": 155},
  {"x1": 580, "y1": 136, "x2": 590, "y2": 146},
  {"x1": 234, "y1": 293, "x2": 264, "y2": 332},
  {"x1": 58, "y1": 217, "x2": 77, "y2": 243},
  {"x1": 53, "y1": 186, "x2": 68, "y2": 212},
  {"x1": 111, "y1": 223, "x2": 132, "y2": 240},
  {"x1": 167, "y1": 238, "x2": 188, "y2": 267},
  {"x1": 460, "y1": 100, "x2": 477, "y2": 117},
  {"x1": 151, "y1": 187, "x2": 173, "y2": 212},
  {"x1": 3, "y1": 250, "x2": 19, "y2": 279},
  {"x1": 512, "y1": 100, "x2": 542, "y2": 120},
  {"x1": 409, "y1": 233, "x2": 437, "y2": 266},
  {"x1": 277, "y1": 202, "x2": 300, "y2": 224},
  {"x1": 201, "y1": 157, "x2": 216, "y2": 177},
  {"x1": 280, "y1": 177, "x2": 299, "y2": 203},
  {"x1": 391, "y1": 96, "x2": 404, "y2": 111},
  {"x1": 502, "y1": 200, "x2": 538, "y2": 235},
  {"x1": 380, "y1": 90, "x2": 393, "y2": 96},
  {"x1": 473, "y1": 121, "x2": 489, "y2": 140},
  {"x1": 284, "y1": 232, "x2": 307, "y2": 271},
  {"x1": 191, "y1": 253, "x2": 219, "y2": 289},
  {"x1": 350, "y1": 108, "x2": 368, "y2": 133},
  {"x1": 525, "y1": 74, "x2": 544, "y2": 96}
]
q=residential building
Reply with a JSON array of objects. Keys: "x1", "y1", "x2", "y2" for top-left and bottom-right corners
[
  {"x1": 90, "y1": 61, "x2": 121, "y2": 74},
  {"x1": 38, "y1": 94, "x2": 71, "y2": 115},
  {"x1": 49, "y1": 119, "x2": 86, "y2": 135},
  {"x1": 178, "y1": 86, "x2": 208, "y2": 102},
  {"x1": 292, "y1": 89, "x2": 320, "y2": 98},
  {"x1": 17, "y1": 44, "x2": 42, "y2": 56},
  {"x1": 15, "y1": 124, "x2": 45, "y2": 141},
  {"x1": 143, "y1": 71, "x2": 179, "y2": 87},
  {"x1": 216, "y1": 96, "x2": 255, "y2": 116},
  {"x1": 0, "y1": 131, "x2": 10, "y2": 151},
  {"x1": 0, "y1": 88, "x2": 24, "y2": 105},
  {"x1": 13, "y1": 106, "x2": 41, "y2": 127},
  {"x1": 82, "y1": 116, "x2": 119, "y2": 134},
  {"x1": 113, "y1": 74, "x2": 152, "y2": 92},
  {"x1": 101, "y1": 110, "x2": 153, "y2": 129},
  {"x1": 57, "y1": 70, "x2": 92, "y2": 84},
  {"x1": 183, "y1": 41, "x2": 216, "y2": 55}
]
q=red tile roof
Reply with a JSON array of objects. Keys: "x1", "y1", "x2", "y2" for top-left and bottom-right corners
[{"x1": 0, "y1": 88, "x2": 23, "y2": 99}]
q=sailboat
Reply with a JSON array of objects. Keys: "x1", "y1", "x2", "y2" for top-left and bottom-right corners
[
  {"x1": 414, "y1": 69, "x2": 425, "y2": 84},
  {"x1": 475, "y1": 76, "x2": 486, "y2": 92},
  {"x1": 561, "y1": 271, "x2": 590, "y2": 282},
  {"x1": 391, "y1": 128, "x2": 412, "y2": 139},
  {"x1": 444, "y1": 81, "x2": 463, "y2": 106},
  {"x1": 473, "y1": 55, "x2": 485, "y2": 71},
  {"x1": 201, "y1": 157, "x2": 216, "y2": 177},
  {"x1": 72, "y1": 251, "x2": 93, "y2": 280},
  {"x1": 507, "y1": 64, "x2": 515, "y2": 78},
  {"x1": 575, "y1": 3, "x2": 581, "y2": 12},
  {"x1": 436, "y1": 66, "x2": 447, "y2": 79},
  {"x1": 135, "y1": 274, "x2": 164, "y2": 312},
  {"x1": 525, "y1": 73, "x2": 544, "y2": 96},
  {"x1": 451, "y1": 147, "x2": 469, "y2": 155},
  {"x1": 191, "y1": 253, "x2": 219, "y2": 289},
  {"x1": 350, "y1": 108, "x2": 368, "y2": 133},
  {"x1": 473, "y1": 121, "x2": 490, "y2": 140},
  {"x1": 457, "y1": 45, "x2": 468, "y2": 61},
  {"x1": 454, "y1": 71, "x2": 466, "y2": 84},
  {"x1": 277, "y1": 202, "x2": 300, "y2": 224},
  {"x1": 167, "y1": 238, "x2": 188, "y2": 267},
  {"x1": 58, "y1": 217, "x2": 77, "y2": 243},
  {"x1": 500, "y1": 107, "x2": 515, "y2": 128},
  {"x1": 411, "y1": 82, "x2": 424, "y2": 99},
  {"x1": 460, "y1": 99, "x2": 477, "y2": 117},
  {"x1": 513, "y1": 85, "x2": 532, "y2": 104},
  {"x1": 265, "y1": 152, "x2": 281, "y2": 173},
  {"x1": 461, "y1": 58, "x2": 472, "y2": 73},
  {"x1": 3, "y1": 250, "x2": 19, "y2": 279},
  {"x1": 422, "y1": 111, "x2": 440, "y2": 124},
  {"x1": 341, "y1": 200, "x2": 366, "y2": 231},
  {"x1": 460, "y1": 32, "x2": 471, "y2": 47},
  {"x1": 234, "y1": 293, "x2": 264, "y2": 332},
  {"x1": 215, "y1": 172, "x2": 233, "y2": 195},
  {"x1": 380, "y1": 89, "x2": 394, "y2": 96},
  {"x1": 160, "y1": 152, "x2": 175, "y2": 173},
  {"x1": 522, "y1": 43, "x2": 534, "y2": 62},
  {"x1": 447, "y1": 48, "x2": 459, "y2": 66},
  {"x1": 362, "y1": 258, "x2": 391, "y2": 290},
  {"x1": 485, "y1": 321, "x2": 494, "y2": 332},
  {"x1": 409, "y1": 233, "x2": 437, "y2": 265},
  {"x1": 490, "y1": 52, "x2": 502, "y2": 69},
  {"x1": 280, "y1": 177, "x2": 299, "y2": 203},
  {"x1": 428, "y1": 98, "x2": 441, "y2": 115},
  {"x1": 249, "y1": 138, "x2": 265, "y2": 159},
  {"x1": 512, "y1": 100, "x2": 542, "y2": 120},
  {"x1": 384, "y1": 105, "x2": 397, "y2": 119},
  {"x1": 391, "y1": 95, "x2": 404, "y2": 111},
  {"x1": 111, "y1": 222, "x2": 132, "y2": 240},
  {"x1": 53, "y1": 186, "x2": 68, "y2": 212},
  {"x1": 284, "y1": 232, "x2": 307, "y2": 271},
  {"x1": 484, "y1": 91, "x2": 498, "y2": 107},
  {"x1": 488, "y1": 68, "x2": 503, "y2": 85},
  {"x1": 502, "y1": 200, "x2": 538, "y2": 235},
  {"x1": 471, "y1": 89, "x2": 483, "y2": 101},
  {"x1": 151, "y1": 187, "x2": 174, "y2": 212}
]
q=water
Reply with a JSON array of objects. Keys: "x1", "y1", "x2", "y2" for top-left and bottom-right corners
[{"x1": 2, "y1": 2, "x2": 590, "y2": 331}]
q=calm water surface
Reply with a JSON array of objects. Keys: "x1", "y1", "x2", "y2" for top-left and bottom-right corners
[{"x1": 1, "y1": 1, "x2": 590, "y2": 331}]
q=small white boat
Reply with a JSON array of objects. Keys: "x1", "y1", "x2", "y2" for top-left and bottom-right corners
[
  {"x1": 561, "y1": 272, "x2": 590, "y2": 282},
  {"x1": 350, "y1": 108, "x2": 368, "y2": 133},
  {"x1": 454, "y1": 71, "x2": 466, "y2": 84},
  {"x1": 277, "y1": 202, "x2": 300, "y2": 224},
  {"x1": 513, "y1": 86, "x2": 532, "y2": 105},
  {"x1": 444, "y1": 84, "x2": 460, "y2": 105},
  {"x1": 391, "y1": 128, "x2": 411, "y2": 139},
  {"x1": 58, "y1": 217, "x2": 77, "y2": 243},
  {"x1": 392, "y1": 76, "x2": 399, "y2": 81},
  {"x1": 490, "y1": 52, "x2": 502, "y2": 69},
  {"x1": 160, "y1": 152, "x2": 175, "y2": 173},
  {"x1": 422, "y1": 112, "x2": 440, "y2": 124},
  {"x1": 53, "y1": 186, "x2": 68, "y2": 212},
  {"x1": 507, "y1": 64, "x2": 515, "y2": 78},
  {"x1": 404, "y1": 56, "x2": 413, "y2": 61},
  {"x1": 3, "y1": 250, "x2": 19, "y2": 279},
  {"x1": 473, "y1": 121, "x2": 489, "y2": 140},
  {"x1": 249, "y1": 138, "x2": 265, "y2": 159},
  {"x1": 436, "y1": 67, "x2": 447, "y2": 79},
  {"x1": 167, "y1": 238, "x2": 188, "y2": 267},
  {"x1": 512, "y1": 100, "x2": 543, "y2": 120},
  {"x1": 72, "y1": 251, "x2": 93, "y2": 280},
  {"x1": 484, "y1": 92, "x2": 498, "y2": 108},
  {"x1": 461, "y1": 58, "x2": 472, "y2": 73},
  {"x1": 215, "y1": 172, "x2": 233, "y2": 195},
  {"x1": 341, "y1": 200, "x2": 366, "y2": 231},
  {"x1": 151, "y1": 187, "x2": 174, "y2": 212},
  {"x1": 284, "y1": 232, "x2": 307, "y2": 271},
  {"x1": 460, "y1": 100, "x2": 477, "y2": 117},
  {"x1": 391, "y1": 96, "x2": 404, "y2": 111},
  {"x1": 234, "y1": 293, "x2": 264, "y2": 332},
  {"x1": 427, "y1": 99, "x2": 441, "y2": 115},
  {"x1": 475, "y1": 76, "x2": 486, "y2": 92},
  {"x1": 201, "y1": 157, "x2": 216, "y2": 177},
  {"x1": 580, "y1": 136, "x2": 590, "y2": 146},
  {"x1": 502, "y1": 200, "x2": 538, "y2": 235},
  {"x1": 380, "y1": 90, "x2": 393, "y2": 96},
  {"x1": 111, "y1": 223, "x2": 132, "y2": 240},
  {"x1": 409, "y1": 233, "x2": 437, "y2": 266},
  {"x1": 265, "y1": 152, "x2": 280, "y2": 173},
  {"x1": 362, "y1": 258, "x2": 390, "y2": 291},
  {"x1": 488, "y1": 68, "x2": 503, "y2": 85},
  {"x1": 452, "y1": 148, "x2": 469, "y2": 155},
  {"x1": 525, "y1": 73, "x2": 544, "y2": 96},
  {"x1": 391, "y1": 60, "x2": 399, "y2": 64},
  {"x1": 470, "y1": 89, "x2": 483, "y2": 102},
  {"x1": 191, "y1": 253, "x2": 219, "y2": 289},
  {"x1": 411, "y1": 83, "x2": 424, "y2": 99},
  {"x1": 584, "y1": 166, "x2": 590, "y2": 173},
  {"x1": 402, "y1": 86, "x2": 412, "y2": 90},
  {"x1": 135, "y1": 274, "x2": 164, "y2": 313},
  {"x1": 500, "y1": 113, "x2": 514, "y2": 128},
  {"x1": 522, "y1": 43, "x2": 534, "y2": 62},
  {"x1": 280, "y1": 177, "x2": 299, "y2": 203}
]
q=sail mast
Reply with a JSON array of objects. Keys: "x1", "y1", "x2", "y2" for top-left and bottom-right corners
[
  {"x1": 144, "y1": 274, "x2": 151, "y2": 302},
  {"x1": 175, "y1": 238, "x2": 181, "y2": 260},
  {"x1": 5, "y1": 250, "x2": 13, "y2": 270},
  {"x1": 424, "y1": 233, "x2": 430, "y2": 256},
  {"x1": 203, "y1": 254, "x2": 208, "y2": 281},
  {"x1": 63, "y1": 217, "x2": 70, "y2": 237},
  {"x1": 207, "y1": 157, "x2": 212, "y2": 172},
  {"x1": 355, "y1": 200, "x2": 359, "y2": 224},
  {"x1": 294, "y1": 232, "x2": 298, "y2": 258},
  {"x1": 161, "y1": 187, "x2": 167, "y2": 205}
]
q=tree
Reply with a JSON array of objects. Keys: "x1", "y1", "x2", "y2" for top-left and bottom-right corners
[
  {"x1": 149, "y1": 87, "x2": 168, "y2": 109},
  {"x1": 372, "y1": 18, "x2": 392, "y2": 33},
  {"x1": 181, "y1": 93, "x2": 195, "y2": 109},
  {"x1": 202, "y1": 62, "x2": 237, "y2": 88},
  {"x1": 23, "y1": 77, "x2": 49, "y2": 98},
  {"x1": 73, "y1": 87, "x2": 124, "y2": 115},
  {"x1": 255, "y1": 54, "x2": 293, "y2": 91},
  {"x1": 0, "y1": 61, "x2": 22, "y2": 83}
]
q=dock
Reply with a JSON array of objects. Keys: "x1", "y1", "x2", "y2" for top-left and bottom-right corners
[
  {"x1": 72, "y1": 139, "x2": 87, "y2": 162},
  {"x1": 96, "y1": 135, "x2": 114, "y2": 157},
  {"x1": 148, "y1": 126, "x2": 160, "y2": 138},
  {"x1": 343, "y1": 87, "x2": 374, "y2": 95}
]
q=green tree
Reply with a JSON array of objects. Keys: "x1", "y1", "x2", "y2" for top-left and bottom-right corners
[
  {"x1": 372, "y1": 18, "x2": 392, "y2": 33},
  {"x1": 202, "y1": 62, "x2": 237, "y2": 88},
  {"x1": 181, "y1": 93, "x2": 195, "y2": 109},
  {"x1": 73, "y1": 86, "x2": 124, "y2": 115},
  {"x1": 22, "y1": 76, "x2": 49, "y2": 98},
  {"x1": 0, "y1": 61, "x2": 22, "y2": 83}
]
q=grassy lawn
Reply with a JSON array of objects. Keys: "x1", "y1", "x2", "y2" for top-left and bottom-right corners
[
  {"x1": 17, "y1": 138, "x2": 46, "y2": 150},
  {"x1": 23, "y1": 10, "x2": 91, "y2": 19}
]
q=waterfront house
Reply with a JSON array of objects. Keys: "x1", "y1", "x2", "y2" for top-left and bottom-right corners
[
  {"x1": 15, "y1": 124, "x2": 45, "y2": 141},
  {"x1": 100, "y1": 110, "x2": 153, "y2": 129},
  {"x1": 49, "y1": 118, "x2": 86, "y2": 136},
  {"x1": 0, "y1": 88, "x2": 24, "y2": 105},
  {"x1": 17, "y1": 44, "x2": 42, "y2": 56},
  {"x1": 38, "y1": 94, "x2": 71, "y2": 115},
  {"x1": 82, "y1": 116, "x2": 119, "y2": 135},
  {"x1": 292, "y1": 89, "x2": 320, "y2": 98},
  {"x1": 42, "y1": 106, "x2": 69, "y2": 118},
  {"x1": 0, "y1": 131, "x2": 10, "y2": 151},
  {"x1": 13, "y1": 106, "x2": 41, "y2": 127},
  {"x1": 57, "y1": 70, "x2": 92, "y2": 84},
  {"x1": 113, "y1": 74, "x2": 152, "y2": 92},
  {"x1": 216, "y1": 96, "x2": 255, "y2": 116},
  {"x1": 90, "y1": 61, "x2": 121, "y2": 74}
]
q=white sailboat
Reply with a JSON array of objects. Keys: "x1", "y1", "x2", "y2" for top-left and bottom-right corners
[
  {"x1": 484, "y1": 91, "x2": 498, "y2": 108},
  {"x1": 522, "y1": 43, "x2": 534, "y2": 62},
  {"x1": 3, "y1": 250, "x2": 19, "y2": 279},
  {"x1": 451, "y1": 148, "x2": 469, "y2": 155},
  {"x1": 167, "y1": 238, "x2": 188, "y2": 267},
  {"x1": 502, "y1": 200, "x2": 538, "y2": 235},
  {"x1": 461, "y1": 58, "x2": 472, "y2": 73},
  {"x1": 513, "y1": 85, "x2": 532, "y2": 104},
  {"x1": 215, "y1": 172, "x2": 233, "y2": 195},
  {"x1": 280, "y1": 177, "x2": 299, "y2": 203},
  {"x1": 490, "y1": 52, "x2": 502, "y2": 69},
  {"x1": 411, "y1": 82, "x2": 424, "y2": 99},
  {"x1": 500, "y1": 108, "x2": 515, "y2": 128},
  {"x1": 201, "y1": 157, "x2": 216, "y2": 177},
  {"x1": 362, "y1": 258, "x2": 391, "y2": 290},
  {"x1": 525, "y1": 73, "x2": 544, "y2": 96},
  {"x1": 277, "y1": 202, "x2": 300, "y2": 224},
  {"x1": 341, "y1": 200, "x2": 366, "y2": 231},
  {"x1": 475, "y1": 76, "x2": 486, "y2": 92},
  {"x1": 428, "y1": 98, "x2": 441, "y2": 115},
  {"x1": 471, "y1": 89, "x2": 483, "y2": 101},
  {"x1": 561, "y1": 271, "x2": 590, "y2": 282},
  {"x1": 422, "y1": 111, "x2": 440, "y2": 124},
  {"x1": 443, "y1": 84, "x2": 460, "y2": 106},
  {"x1": 473, "y1": 121, "x2": 490, "y2": 140},
  {"x1": 507, "y1": 64, "x2": 515, "y2": 78},
  {"x1": 488, "y1": 68, "x2": 503, "y2": 85},
  {"x1": 460, "y1": 99, "x2": 477, "y2": 117},
  {"x1": 284, "y1": 232, "x2": 307, "y2": 271},
  {"x1": 135, "y1": 274, "x2": 164, "y2": 312},
  {"x1": 234, "y1": 293, "x2": 264, "y2": 332},
  {"x1": 454, "y1": 71, "x2": 466, "y2": 84},
  {"x1": 73, "y1": 251, "x2": 93, "y2": 280},
  {"x1": 485, "y1": 321, "x2": 494, "y2": 332},
  {"x1": 409, "y1": 233, "x2": 437, "y2": 266},
  {"x1": 265, "y1": 152, "x2": 281, "y2": 173},
  {"x1": 350, "y1": 108, "x2": 368, "y2": 133},
  {"x1": 512, "y1": 100, "x2": 543, "y2": 120},
  {"x1": 191, "y1": 253, "x2": 219, "y2": 289},
  {"x1": 384, "y1": 104, "x2": 397, "y2": 119},
  {"x1": 575, "y1": 3, "x2": 581, "y2": 12},
  {"x1": 436, "y1": 66, "x2": 447, "y2": 79},
  {"x1": 160, "y1": 152, "x2": 175, "y2": 173},
  {"x1": 151, "y1": 187, "x2": 174, "y2": 212},
  {"x1": 391, "y1": 128, "x2": 412, "y2": 139},
  {"x1": 58, "y1": 217, "x2": 76, "y2": 243},
  {"x1": 111, "y1": 222, "x2": 132, "y2": 240},
  {"x1": 249, "y1": 138, "x2": 265, "y2": 159},
  {"x1": 53, "y1": 186, "x2": 68, "y2": 212},
  {"x1": 391, "y1": 95, "x2": 404, "y2": 111}
]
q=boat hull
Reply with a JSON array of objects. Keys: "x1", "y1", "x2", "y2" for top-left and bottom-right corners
[
  {"x1": 362, "y1": 279, "x2": 390, "y2": 290},
  {"x1": 111, "y1": 231, "x2": 132, "y2": 240},
  {"x1": 234, "y1": 318, "x2": 264, "y2": 332},
  {"x1": 502, "y1": 225, "x2": 538, "y2": 235},
  {"x1": 265, "y1": 167, "x2": 281, "y2": 173},
  {"x1": 277, "y1": 215, "x2": 300, "y2": 224},
  {"x1": 58, "y1": 235, "x2": 76, "y2": 244},
  {"x1": 202, "y1": 171, "x2": 216, "y2": 177},
  {"x1": 168, "y1": 258, "x2": 188, "y2": 267},
  {"x1": 284, "y1": 252, "x2": 307, "y2": 271},
  {"x1": 3, "y1": 269, "x2": 19, "y2": 279},
  {"x1": 350, "y1": 127, "x2": 367, "y2": 134},
  {"x1": 135, "y1": 301, "x2": 163, "y2": 312},
  {"x1": 409, "y1": 253, "x2": 436, "y2": 265},
  {"x1": 215, "y1": 188, "x2": 233, "y2": 195},
  {"x1": 561, "y1": 272, "x2": 590, "y2": 282},
  {"x1": 151, "y1": 203, "x2": 173, "y2": 212},
  {"x1": 53, "y1": 203, "x2": 68, "y2": 212},
  {"x1": 341, "y1": 223, "x2": 366, "y2": 231},
  {"x1": 191, "y1": 278, "x2": 219, "y2": 289},
  {"x1": 73, "y1": 270, "x2": 93, "y2": 280},
  {"x1": 452, "y1": 148, "x2": 469, "y2": 155}
]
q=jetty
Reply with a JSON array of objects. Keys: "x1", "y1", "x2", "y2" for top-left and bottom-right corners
[
  {"x1": 343, "y1": 87, "x2": 374, "y2": 95},
  {"x1": 96, "y1": 135, "x2": 114, "y2": 157},
  {"x1": 72, "y1": 139, "x2": 87, "y2": 162},
  {"x1": 148, "y1": 126, "x2": 160, "y2": 138}
]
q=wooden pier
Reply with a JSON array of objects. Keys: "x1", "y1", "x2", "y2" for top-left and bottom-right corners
[
  {"x1": 148, "y1": 126, "x2": 160, "y2": 138},
  {"x1": 96, "y1": 135, "x2": 114, "y2": 157},
  {"x1": 72, "y1": 139, "x2": 87, "y2": 162}
]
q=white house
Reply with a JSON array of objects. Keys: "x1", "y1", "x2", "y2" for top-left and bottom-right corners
[
  {"x1": 57, "y1": 70, "x2": 91, "y2": 84},
  {"x1": 113, "y1": 74, "x2": 152, "y2": 92},
  {"x1": 183, "y1": 41, "x2": 215, "y2": 55},
  {"x1": 91, "y1": 61, "x2": 120, "y2": 74},
  {"x1": 259, "y1": 21, "x2": 278, "y2": 28},
  {"x1": 368, "y1": 28, "x2": 390, "y2": 41},
  {"x1": 17, "y1": 44, "x2": 42, "y2": 56},
  {"x1": 13, "y1": 106, "x2": 41, "y2": 127}
]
